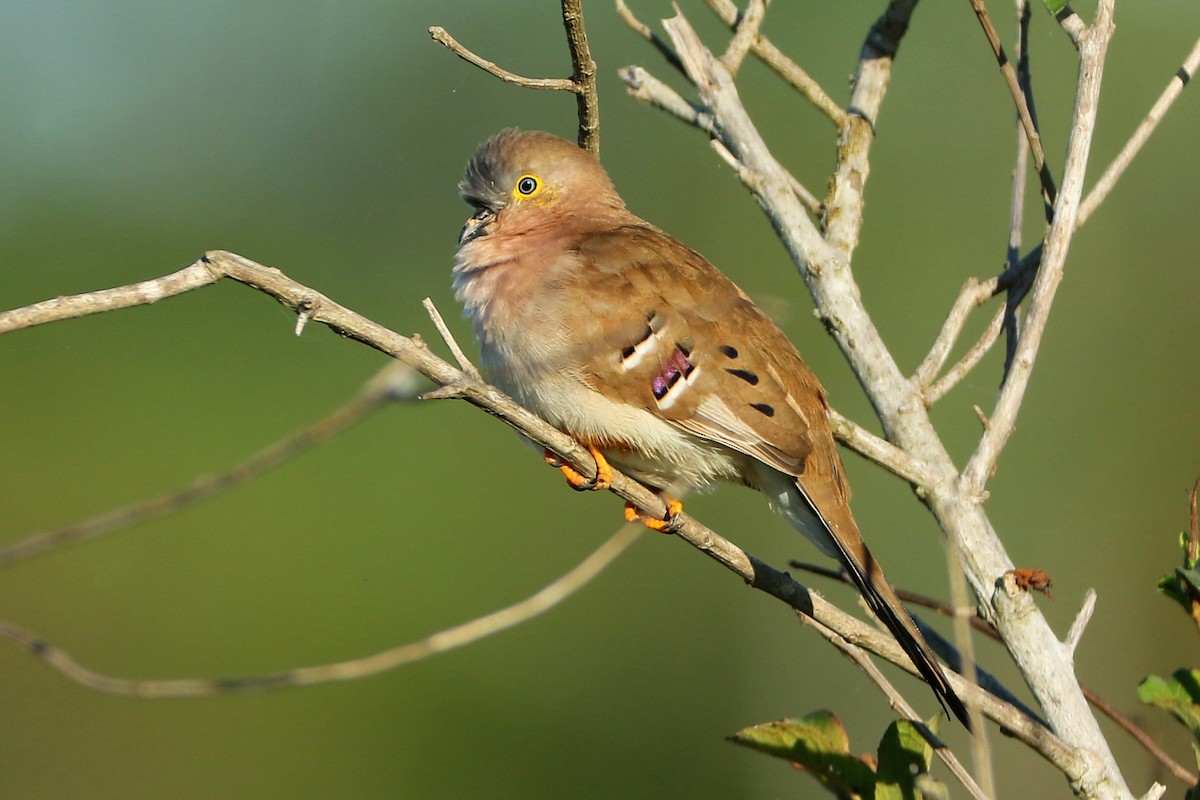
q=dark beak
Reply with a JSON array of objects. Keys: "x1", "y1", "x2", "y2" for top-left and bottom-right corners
[{"x1": 458, "y1": 207, "x2": 496, "y2": 245}]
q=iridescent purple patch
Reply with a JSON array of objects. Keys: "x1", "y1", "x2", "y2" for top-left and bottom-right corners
[{"x1": 652, "y1": 347, "x2": 694, "y2": 400}]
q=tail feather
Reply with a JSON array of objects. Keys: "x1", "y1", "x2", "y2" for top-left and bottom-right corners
[
  {"x1": 835, "y1": 542, "x2": 971, "y2": 729},
  {"x1": 785, "y1": 475, "x2": 971, "y2": 728}
]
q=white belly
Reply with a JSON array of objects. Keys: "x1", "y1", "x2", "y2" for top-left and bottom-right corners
[{"x1": 494, "y1": 365, "x2": 745, "y2": 490}]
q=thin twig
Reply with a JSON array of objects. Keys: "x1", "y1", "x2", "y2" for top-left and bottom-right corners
[
  {"x1": 790, "y1": 561, "x2": 1039, "y2": 720},
  {"x1": 431, "y1": 2, "x2": 599, "y2": 154},
  {"x1": 428, "y1": 27, "x2": 575, "y2": 91},
  {"x1": 819, "y1": 0, "x2": 917, "y2": 266},
  {"x1": 422, "y1": 297, "x2": 481, "y2": 380},
  {"x1": 827, "y1": 409, "x2": 932, "y2": 486},
  {"x1": 620, "y1": 73, "x2": 822, "y2": 218},
  {"x1": 559, "y1": 0, "x2": 601, "y2": 154},
  {"x1": 794, "y1": 560, "x2": 1199, "y2": 784},
  {"x1": 0, "y1": 361, "x2": 418, "y2": 568},
  {"x1": 1048, "y1": 2, "x2": 1087, "y2": 47},
  {"x1": 614, "y1": 0, "x2": 684, "y2": 74},
  {"x1": 968, "y1": 0, "x2": 1056, "y2": 220},
  {"x1": 707, "y1": 137, "x2": 823, "y2": 217},
  {"x1": 1079, "y1": 36, "x2": 1200, "y2": 227},
  {"x1": 646, "y1": 9, "x2": 1132, "y2": 791},
  {"x1": 1001, "y1": 0, "x2": 1034, "y2": 374},
  {"x1": 943, "y1": 530, "x2": 995, "y2": 795},
  {"x1": 719, "y1": 0, "x2": 767, "y2": 76},
  {"x1": 962, "y1": 2, "x2": 1115, "y2": 496},
  {"x1": 1191, "y1": 475, "x2": 1200, "y2": 570},
  {"x1": 704, "y1": 0, "x2": 845, "y2": 126},
  {"x1": 619, "y1": 65, "x2": 717, "y2": 135},
  {"x1": 1084, "y1": 688, "x2": 1196, "y2": 785},
  {"x1": 924, "y1": 306, "x2": 1005, "y2": 405},
  {"x1": 0, "y1": 264, "x2": 219, "y2": 333},
  {"x1": 913, "y1": 277, "x2": 998, "y2": 389},
  {"x1": 805, "y1": 616, "x2": 992, "y2": 800},
  {"x1": 0, "y1": 253, "x2": 1093, "y2": 776},
  {"x1": 1063, "y1": 589, "x2": 1096, "y2": 656},
  {"x1": 0, "y1": 523, "x2": 644, "y2": 697},
  {"x1": 0, "y1": 255, "x2": 997, "y2": 712}
]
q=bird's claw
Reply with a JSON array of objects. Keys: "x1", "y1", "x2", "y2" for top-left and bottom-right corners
[
  {"x1": 544, "y1": 444, "x2": 613, "y2": 492},
  {"x1": 625, "y1": 499, "x2": 683, "y2": 534}
]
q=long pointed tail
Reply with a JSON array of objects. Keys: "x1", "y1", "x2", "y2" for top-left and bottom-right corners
[{"x1": 829, "y1": 531, "x2": 970, "y2": 728}]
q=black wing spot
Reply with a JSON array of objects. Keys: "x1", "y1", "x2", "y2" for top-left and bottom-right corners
[
  {"x1": 750, "y1": 402, "x2": 775, "y2": 417},
  {"x1": 718, "y1": 345, "x2": 738, "y2": 358},
  {"x1": 726, "y1": 368, "x2": 759, "y2": 385},
  {"x1": 620, "y1": 345, "x2": 636, "y2": 359}
]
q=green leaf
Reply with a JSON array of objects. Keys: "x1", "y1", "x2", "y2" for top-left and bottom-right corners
[
  {"x1": 875, "y1": 718, "x2": 936, "y2": 800},
  {"x1": 1138, "y1": 670, "x2": 1200, "y2": 741},
  {"x1": 1178, "y1": 569, "x2": 1200, "y2": 593},
  {"x1": 729, "y1": 711, "x2": 875, "y2": 798},
  {"x1": 1155, "y1": 533, "x2": 1198, "y2": 614},
  {"x1": 1041, "y1": 0, "x2": 1070, "y2": 17}
]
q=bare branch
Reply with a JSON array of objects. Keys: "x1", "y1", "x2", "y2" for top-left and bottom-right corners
[
  {"x1": 428, "y1": 26, "x2": 575, "y2": 91},
  {"x1": 1140, "y1": 784, "x2": 1168, "y2": 800},
  {"x1": 913, "y1": 277, "x2": 998, "y2": 389},
  {"x1": 560, "y1": 0, "x2": 601, "y2": 154},
  {"x1": 0, "y1": 254, "x2": 979, "y2": 708},
  {"x1": 827, "y1": 410, "x2": 932, "y2": 486},
  {"x1": 430, "y1": 1, "x2": 600, "y2": 154},
  {"x1": 923, "y1": 307, "x2": 1005, "y2": 406},
  {"x1": 644, "y1": 7, "x2": 1138, "y2": 794},
  {"x1": 1048, "y1": 2, "x2": 1087, "y2": 47},
  {"x1": 704, "y1": 0, "x2": 845, "y2": 126},
  {"x1": 963, "y1": 2, "x2": 1116, "y2": 495},
  {"x1": 969, "y1": 0, "x2": 1056, "y2": 218},
  {"x1": 423, "y1": 297, "x2": 481, "y2": 380},
  {"x1": 805, "y1": 616, "x2": 992, "y2": 800},
  {"x1": 0, "y1": 523, "x2": 643, "y2": 697},
  {"x1": 0, "y1": 262, "x2": 219, "y2": 333},
  {"x1": 822, "y1": 0, "x2": 916, "y2": 264},
  {"x1": 1000, "y1": 0, "x2": 1034, "y2": 367},
  {"x1": 1063, "y1": 589, "x2": 1096, "y2": 656},
  {"x1": 615, "y1": 0, "x2": 683, "y2": 73},
  {"x1": 718, "y1": 0, "x2": 766, "y2": 77},
  {"x1": 946, "y1": 531, "x2": 996, "y2": 795},
  {"x1": 619, "y1": 67, "x2": 822, "y2": 217},
  {"x1": 1083, "y1": 690, "x2": 1196, "y2": 785},
  {"x1": 659, "y1": 13, "x2": 831, "y2": 267},
  {"x1": 0, "y1": 360, "x2": 418, "y2": 568},
  {"x1": 1079, "y1": 36, "x2": 1200, "y2": 227},
  {"x1": 619, "y1": 64, "x2": 716, "y2": 135},
  {"x1": 800, "y1": 560, "x2": 1199, "y2": 785},
  {"x1": 798, "y1": 603, "x2": 1085, "y2": 779}
]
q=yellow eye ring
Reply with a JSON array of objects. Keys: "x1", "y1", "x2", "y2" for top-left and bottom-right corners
[{"x1": 515, "y1": 174, "x2": 541, "y2": 196}]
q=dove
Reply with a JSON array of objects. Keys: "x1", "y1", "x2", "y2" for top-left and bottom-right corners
[{"x1": 453, "y1": 129, "x2": 967, "y2": 725}]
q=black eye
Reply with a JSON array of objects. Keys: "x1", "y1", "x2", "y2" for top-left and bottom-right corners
[{"x1": 516, "y1": 175, "x2": 539, "y2": 195}]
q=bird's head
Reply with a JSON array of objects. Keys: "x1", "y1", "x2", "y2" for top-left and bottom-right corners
[{"x1": 457, "y1": 129, "x2": 624, "y2": 245}]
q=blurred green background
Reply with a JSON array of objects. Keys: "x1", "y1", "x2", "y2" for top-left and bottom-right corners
[{"x1": 2, "y1": 1, "x2": 1198, "y2": 797}]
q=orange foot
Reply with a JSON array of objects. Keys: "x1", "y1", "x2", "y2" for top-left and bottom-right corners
[
  {"x1": 625, "y1": 498, "x2": 683, "y2": 534},
  {"x1": 543, "y1": 443, "x2": 612, "y2": 492}
]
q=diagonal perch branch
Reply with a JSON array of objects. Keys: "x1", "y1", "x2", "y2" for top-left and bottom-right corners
[{"x1": 0, "y1": 250, "x2": 1070, "y2": 752}]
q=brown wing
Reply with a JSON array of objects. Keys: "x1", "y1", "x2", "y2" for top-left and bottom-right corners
[
  {"x1": 564, "y1": 224, "x2": 836, "y2": 480},
  {"x1": 565, "y1": 225, "x2": 968, "y2": 726}
]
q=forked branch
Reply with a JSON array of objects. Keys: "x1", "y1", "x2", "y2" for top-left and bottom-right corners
[{"x1": 430, "y1": 0, "x2": 601, "y2": 154}]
